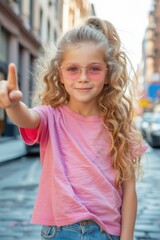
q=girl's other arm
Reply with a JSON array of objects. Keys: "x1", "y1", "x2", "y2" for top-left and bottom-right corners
[
  {"x1": 120, "y1": 172, "x2": 137, "y2": 240},
  {"x1": 0, "y1": 63, "x2": 40, "y2": 129}
]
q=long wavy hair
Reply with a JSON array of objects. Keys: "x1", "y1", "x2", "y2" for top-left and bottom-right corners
[{"x1": 32, "y1": 17, "x2": 144, "y2": 187}]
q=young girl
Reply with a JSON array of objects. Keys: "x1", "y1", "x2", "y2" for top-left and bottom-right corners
[{"x1": 0, "y1": 17, "x2": 147, "y2": 240}]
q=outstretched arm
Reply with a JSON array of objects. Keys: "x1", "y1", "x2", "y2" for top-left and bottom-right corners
[
  {"x1": 0, "y1": 63, "x2": 40, "y2": 129},
  {"x1": 120, "y1": 173, "x2": 137, "y2": 240}
]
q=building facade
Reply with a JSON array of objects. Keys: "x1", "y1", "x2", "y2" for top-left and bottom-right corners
[
  {"x1": 139, "y1": 0, "x2": 160, "y2": 111},
  {"x1": 62, "y1": 0, "x2": 95, "y2": 33},
  {"x1": 0, "y1": 0, "x2": 63, "y2": 137}
]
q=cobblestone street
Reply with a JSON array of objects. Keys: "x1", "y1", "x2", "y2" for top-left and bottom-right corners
[
  {"x1": 0, "y1": 145, "x2": 160, "y2": 239},
  {"x1": 0, "y1": 156, "x2": 41, "y2": 240},
  {"x1": 134, "y1": 148, "x2": 160, "y2": 239}
]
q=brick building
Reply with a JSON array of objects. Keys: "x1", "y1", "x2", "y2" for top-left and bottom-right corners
[{"x1": 139, "y1": 0, "x2": 160, "y2": 108}]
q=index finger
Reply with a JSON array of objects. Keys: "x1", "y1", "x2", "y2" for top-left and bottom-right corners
[{"x1": 7, "y1": 63, "x2": 19, "y2": 90}]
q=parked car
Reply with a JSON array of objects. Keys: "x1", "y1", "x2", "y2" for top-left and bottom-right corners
[
  {"x1": 134, "y1": 115, "x2": 143, "y2": 130},
  {"x1": 145, "y1": 113, "x2": 160, "y2": 148},
  {"x1": 140, "y1": 112, "x2": 153, "y2": 138}
]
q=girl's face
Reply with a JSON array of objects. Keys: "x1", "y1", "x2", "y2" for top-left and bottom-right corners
[{"x1": 59, "y1": 42, "x2": 107, "y2": 110}]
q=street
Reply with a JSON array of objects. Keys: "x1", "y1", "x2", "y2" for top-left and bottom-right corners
[
  {"x1": 0, "y1": 146, "x2": 160, "y2": 240},
  {"x1": 0, "y1": 156, "x2": 41, "y2": 239},
  {"x1": 134, "y1": 146, "x2": 160, "y2": 240}
]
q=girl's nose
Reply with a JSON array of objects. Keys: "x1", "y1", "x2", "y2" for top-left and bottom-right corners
[{"x1": 79, "y1": 68, "x2": 88, "y2": 82}]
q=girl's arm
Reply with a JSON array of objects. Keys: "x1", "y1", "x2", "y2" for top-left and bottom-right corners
[
  {"x1": 0, "y1": 63, "x2": 40, "y2": 129},
  {"x1": 6, "y1": 101, "x2": 40, "y2": 128},
  {"x1": 120, "y1": 172, "x2": 137, "y2": 240}
]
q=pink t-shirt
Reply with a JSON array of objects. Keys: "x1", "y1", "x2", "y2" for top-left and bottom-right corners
[{"x1": 20, "y1": 105, "x2": 147, "y2": 236}]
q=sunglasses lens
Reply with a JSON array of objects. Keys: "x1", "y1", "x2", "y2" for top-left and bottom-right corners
[
  {"x1": 61, "y1": 63, "x2": 106, "y2": 80},
  {"x1": 63, "y1": 64, "x2": 79, "y2": 79}
]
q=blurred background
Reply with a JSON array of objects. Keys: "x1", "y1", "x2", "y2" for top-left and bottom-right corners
[{"x1": 0, "y1": 0, "x2": 160, "y2": 239}]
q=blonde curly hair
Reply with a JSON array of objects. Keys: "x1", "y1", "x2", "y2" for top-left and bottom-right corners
[{"x1": 32, "y1": 17, "x2": 144, "y2": 187}]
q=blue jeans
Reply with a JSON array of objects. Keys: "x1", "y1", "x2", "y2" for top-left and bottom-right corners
[{"x1": 41, "y1": 220, "x2": 120, "y2": 240}]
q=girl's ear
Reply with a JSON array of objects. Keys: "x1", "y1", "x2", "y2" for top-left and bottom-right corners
[{"x1": 58, "y1": 68, "x2": 64, "y2": 83}]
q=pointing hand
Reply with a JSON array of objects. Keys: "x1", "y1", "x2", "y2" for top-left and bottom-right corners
[{"x1": 0, "y1": 63, "x2": 23, "y2": 109}]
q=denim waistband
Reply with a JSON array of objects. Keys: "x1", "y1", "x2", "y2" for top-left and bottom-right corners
[
  {"x1": 61, "y1": 219, "x2": 102, "y2": 232},
  {"x1": 41, "y1": 220, "x2": 120, "y2": 240}
]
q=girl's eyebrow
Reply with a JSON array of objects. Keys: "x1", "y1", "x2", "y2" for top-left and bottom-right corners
[{"x1": 62, "y1": 62, "x2": 105, "y2": 65}]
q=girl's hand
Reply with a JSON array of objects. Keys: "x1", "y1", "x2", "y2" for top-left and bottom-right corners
[{"x1": 0, "y1": 63, "x2": 23, "y2": 109}]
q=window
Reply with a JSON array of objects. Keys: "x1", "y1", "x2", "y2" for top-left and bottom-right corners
[
  {"x1": 17, "y1": 0, "x2": 22, "y2": 14},
  {"x1": 29, "y1": 0, "x2": 34, "y2": 29},
  {"x1": 0, "y1": 27, "x2": 8, "y2": 62},
  {"x1": 39, "y1": 8, "x2": 43, "y2": 40},
  {"x1": 47, "y1": 20, "x2": 51, "y2": 41},
  {"x1": 54, "y1": 30, "x2": 57, "y2": 43}
]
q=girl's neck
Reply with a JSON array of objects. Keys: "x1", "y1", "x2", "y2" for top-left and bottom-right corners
[{"x1": 67, "y1": 102, "x2": 101, "y2": 117}]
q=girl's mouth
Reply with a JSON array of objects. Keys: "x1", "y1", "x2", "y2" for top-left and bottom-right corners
[{"x1": 75, "y1": 88, "x2": 92, "y2": 92}]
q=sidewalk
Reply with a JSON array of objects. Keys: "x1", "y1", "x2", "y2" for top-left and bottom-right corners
[{"x1": 0, "y1": 136, "x2": 27, "y2": 163}]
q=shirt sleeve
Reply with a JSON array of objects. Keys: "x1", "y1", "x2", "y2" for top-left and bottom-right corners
[{"x1": 19, "y1": 105, "x2": 49, "y2": 148}]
